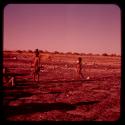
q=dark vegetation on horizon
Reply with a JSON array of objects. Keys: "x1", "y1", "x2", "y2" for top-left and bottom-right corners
[{"x1": 3, "y1": 50, "x2": 120, "y2": 57}]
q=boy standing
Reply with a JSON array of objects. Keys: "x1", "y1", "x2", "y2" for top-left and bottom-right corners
[
  {"x1": 32, "y1": 49, "x2": 41, "y2": 82},
  {"x1": 76, "y1": 57, "x2": 84, "y2": 80}
]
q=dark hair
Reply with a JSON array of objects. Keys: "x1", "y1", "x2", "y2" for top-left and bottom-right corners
[
  {"x1": 34, "y1": 49, "x2": 39, "y2": 56},
  {"x1": 78, "y1": 57, "x2": 82, "y2": 62}
]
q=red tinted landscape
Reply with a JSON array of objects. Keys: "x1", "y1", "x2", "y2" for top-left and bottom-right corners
[{"x1": 3, "y1": 50, "x2": 121, "y2": 121}]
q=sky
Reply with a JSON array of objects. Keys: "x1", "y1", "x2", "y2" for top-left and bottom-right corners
[{"x1": 4, "y1": 4, "x2": 121, "y2": 54}]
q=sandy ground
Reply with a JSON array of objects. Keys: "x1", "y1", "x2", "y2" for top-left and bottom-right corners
[{"x1": 3, "y1": 52, "x2": 121, "y2": 121}]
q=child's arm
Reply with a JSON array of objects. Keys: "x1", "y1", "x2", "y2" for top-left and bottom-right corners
[
  {"x1": 39, "y1": 57, "x2": 41, "y2": 67},
  {"x1": 31, "y1": 56, "x2": 35, "y2": 67}
]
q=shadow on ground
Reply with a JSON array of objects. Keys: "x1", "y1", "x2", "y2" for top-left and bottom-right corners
[
  {"x1": 40, "y1": 79, "x2": 94, "y2": 84},
  {"x1": 5, "y1": 101, "x2": 100, "y2": 117},
  {"x1": 4, "y1": 91, "x2": 33, "y2": 106}
]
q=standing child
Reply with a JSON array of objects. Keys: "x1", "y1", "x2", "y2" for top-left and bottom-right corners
[
  {"x1": 32, "y1": 49, "x2": 41, "y2": 82},
  {"x1": 76, "y1": 57, "x2": 84, "y2": 80}
]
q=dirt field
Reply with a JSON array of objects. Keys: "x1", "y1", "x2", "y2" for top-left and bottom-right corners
[{"x1": 3, "y1": 51, "x2": 121, "y2": 121}]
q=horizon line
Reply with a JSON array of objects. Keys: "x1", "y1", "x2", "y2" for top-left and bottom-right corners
[{"x1": 3, "y1": 49, "x2": 121, "y2": 55}]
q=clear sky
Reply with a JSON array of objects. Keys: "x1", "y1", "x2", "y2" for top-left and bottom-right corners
[{"x1": 4, "y1": 4, "x2": 121, "y2": 54}]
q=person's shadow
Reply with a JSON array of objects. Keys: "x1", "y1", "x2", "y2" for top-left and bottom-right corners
[{"x1": 4, "y1": 101, "x2": 100, "y2": 117}]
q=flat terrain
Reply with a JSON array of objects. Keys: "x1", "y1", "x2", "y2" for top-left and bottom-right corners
[{"x1": 3, "y1": 51, "x2": 121, "y2": 121}]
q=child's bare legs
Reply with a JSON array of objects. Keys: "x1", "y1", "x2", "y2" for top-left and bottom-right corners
[
  {"x1": 4, "y1": 76, "x2": 15, "y2": 87},
  {"x1": 79, "y1": 72, "x2": 84, "y2": 79},
  {"x1": 77, "y1": 69, "x2": 84, "y2": 80},
  {"x1": 11, "y1": 77, "x2": 15, "y2": 86},
  {"x1": 37, "y1": 73, "x2": 39, "y2": 82},
  {"x1": 8, "y1": 77, "x2": 15, "y2": 86},
  {"x1": 33, "y1": 72, "x2": 39, "y2": 82},
  {"x1": 33, "y1": 71, "x2": 36, "y2": 82}
]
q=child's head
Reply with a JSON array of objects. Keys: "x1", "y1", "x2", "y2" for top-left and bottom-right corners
[
  {"x1": 78, "y1": 57, "x2": 82, "y2": 62},
  {"x1": 34, "y1": 49, "x2": 39, "y2": 57}
]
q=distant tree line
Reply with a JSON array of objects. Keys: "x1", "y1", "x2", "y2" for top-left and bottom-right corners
[{"x1": 14, "y1": 50, "x2": 120, "y2": 57}]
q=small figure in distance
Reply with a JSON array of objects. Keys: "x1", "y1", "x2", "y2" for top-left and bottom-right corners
[
  {"x1": 32, "y1": 49, "x2": 41, "y2": 82},
  {"x1": 76, "y1": 57, "x2": 84, "y2": 80},
  {"x1": 3, "y1": 67, "x2": 15, "y2": 87}
]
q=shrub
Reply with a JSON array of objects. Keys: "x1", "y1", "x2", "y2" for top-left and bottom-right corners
[
  {"x1": 102, "y1": 53, "x2": 108, "y2": 56},
  {"x1": 54, "y1": 51, "x2": 59, "y2": 54},
  {"x1": 28, "y1": 50, "x2": 33, "y2": 53},
  {"x1": 73, "y1": 52, "x2": 79, "y2": 55},
  {"x1": 66, "y1": 52, "x2": 72, "y2": 55},
  {"x1": 88, "y1": 53, "x2": 93, "y2": 56},
  {"x1": 16, "y1": 50, "x2": 22, "y2": 53},
  {"x1": 39, "y1": 50, "x2": 44, "y2": 53},
  {"x1": 110, "y1": 53, "x2": 117, "y2": 57}
]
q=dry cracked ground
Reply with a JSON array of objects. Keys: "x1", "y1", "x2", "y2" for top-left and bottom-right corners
[{"x1": 3, "y1": 52, "x2": 121, "y2": 121}]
